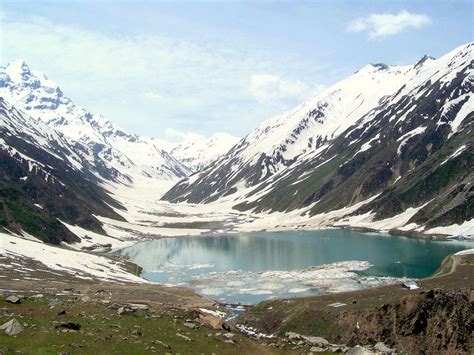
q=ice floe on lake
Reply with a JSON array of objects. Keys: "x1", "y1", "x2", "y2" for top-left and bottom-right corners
[{"x1": 148, "y1": 259, "x2": 403, "y2": 303}]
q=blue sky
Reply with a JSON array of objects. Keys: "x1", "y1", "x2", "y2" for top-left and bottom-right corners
[{"x1": 1, "y1": 0, "x2": 472, "y2": 140}]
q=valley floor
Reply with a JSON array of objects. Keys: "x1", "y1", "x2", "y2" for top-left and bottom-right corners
[
  {"x1": 70, "y1": 179, "x2": 474, "y2": 255},
  {"x1": 1, "y1": 179, "x2": 473, "y2": 353}
]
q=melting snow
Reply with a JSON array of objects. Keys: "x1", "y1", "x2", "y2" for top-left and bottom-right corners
[{"x1": 0, "y1": 232, "x2": 147, "y2": 283}]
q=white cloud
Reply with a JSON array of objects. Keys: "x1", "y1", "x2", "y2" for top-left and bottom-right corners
[
  {"x1": 347, "y1": 10, "x2": 431, "y2": 39},
  {"x1": 0, "y1": 12, "x2": 326, "y2": 137},
  {"x1": 250, "y1": 74, "x2": 309, "y2": 103}
]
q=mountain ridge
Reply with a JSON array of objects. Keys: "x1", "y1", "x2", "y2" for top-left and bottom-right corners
[{"x1": 163, "y1": 42, "x2": 473, "y2": 232}]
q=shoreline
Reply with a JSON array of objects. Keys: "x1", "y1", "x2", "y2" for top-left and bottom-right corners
[
  {"x1": 1, "y1": 229, "x2": 472, "y2": 354},
  {"x1": 112, "y1": 227, "x2": 472, "y2": 310}
]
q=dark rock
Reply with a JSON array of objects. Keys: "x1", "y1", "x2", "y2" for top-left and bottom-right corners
[
  {"x1": 58, "y1": 322, "x2": 81, "y2": 331},
  {"x1": 117, "y1": 306, "x2": 135, "y2": 315},
  {"x1": 131, "y1": 329, "x2": 143, "y2": 337},
  {"x1": 95, "y1": 289, "x2": 106, "y2": 296}
]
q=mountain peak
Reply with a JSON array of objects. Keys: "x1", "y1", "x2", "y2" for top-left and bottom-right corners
[
  {"x1": 414, "y1": 54, "x2": 435, "y2": 68},
  {"x1": 370, "y1": 63, "x2": 390, "y2": 71},
  {"x1": 355, "y1": 62, "x2": 392, "y2": 75},
  {"x1": 6, "y1": 59, "x2": 32, "y2": 80}
]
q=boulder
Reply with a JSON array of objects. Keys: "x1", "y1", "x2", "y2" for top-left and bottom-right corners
[
  {"x1": 117, "y1": 305, "x2": 135, "y2": 315},
  {"x1": 0, "y1": 318, "x2": 23, "y2": 336},
  {"x1": 285, "y1": 332, "x2": 329, "y2": 346},
  {"x1": 128, "y1": 303, "x2": 150, "y2": 311},
  {"x1": 184, "y1": 322, "x2": 197, "y2": 329},
  {"x1": 6, "y1": 295, "x2": 21, "y2": 304},
  {"x1": 373, "y1": 342, "x2": 396, "y2": 353},
  {"x1": 346, "y1": 345, "x2": 375, "y2": 355},
  {"x1": 199, "y1": 314, "x2": 223, "y2": 329},
  {"x1": 285, "y1": 331, "x2": 301, "y2": 340},
  {"x1": 305, "y1": 336, "x2": 329, "y2": 346}
]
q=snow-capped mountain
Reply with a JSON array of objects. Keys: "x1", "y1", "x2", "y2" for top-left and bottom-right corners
[
  {"x1": 0, "y1": 97, "x2": 124, "y2": 243},
  {"x1": 168, "y1": 133, "x2": 240, "y2": 173},
  {"x1": 0, "y1": 60, "x2": 189, "y2": 184},
  {"x1": 163, "y1": 43, "x2": 473, "y2": 230},
  {"x1": 163, "y1": 58, "x2": 425, "y2": 203}
]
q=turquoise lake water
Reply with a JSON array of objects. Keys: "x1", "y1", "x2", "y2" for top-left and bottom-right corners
[{"x1": 118, "y1": 229, "x2": 469, "y2": 304}]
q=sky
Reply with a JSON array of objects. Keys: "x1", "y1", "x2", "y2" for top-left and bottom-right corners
[{"x1": 0, "y1": 0, "x2": 472, "y2": 141}]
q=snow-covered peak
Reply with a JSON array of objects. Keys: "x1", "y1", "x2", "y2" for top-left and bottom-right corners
[
  {"x1": 0, "y1": 61, "x2": 189, "y2": 183},
  {"x1": 4, "y1": 60, "x2": 33, "y2": 82},
  {"x1": 1, "y1": 60, "x2": 72, "y2": 114},
  {"x1": 414, "y1": 55, "x2": 436, "y2": 68},
  {"x1": 163, "y1": 42, "x2": 473, "y2": 209},
  {"x1": 226, "y1": 43, "x2": 472, "y2": 172},
  {"x1": 169, "y1": 41, "x2": 473, "y2": 202},
  {"x1": 170, "y1": 132, "x2": 240, "y2": 172},
  {"x1": 233, "y1": 59, "x2": 414, "y2": 167}
]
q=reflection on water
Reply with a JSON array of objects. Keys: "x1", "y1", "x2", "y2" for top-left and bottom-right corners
[{"x1": 118, "y1": 229, "x2": 469, "y2": 304}]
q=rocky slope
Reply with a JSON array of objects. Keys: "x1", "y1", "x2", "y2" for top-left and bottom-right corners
[
  {"x1": 163, "y1": 43, "x2": 473, "y2": 231},
  {"x1": 0, "y1": 98, "x2": 124, "y2": 244}
]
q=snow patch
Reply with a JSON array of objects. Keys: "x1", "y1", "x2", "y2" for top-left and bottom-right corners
[{"x1": 0, "y1": 232, "x2": 146, "y2": 283}]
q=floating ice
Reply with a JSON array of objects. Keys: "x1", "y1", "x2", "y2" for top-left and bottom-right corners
[
  {"x1": 150, "y1": 259, "x2": 403, "y2": 303},
  {"x1": 188, "y1": 263, "x2": 215, "y2": 270}
]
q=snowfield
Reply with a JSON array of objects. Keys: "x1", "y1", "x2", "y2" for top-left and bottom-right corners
[{"x1": 0, "y1": 232, "x2": 146, "y2": 283}]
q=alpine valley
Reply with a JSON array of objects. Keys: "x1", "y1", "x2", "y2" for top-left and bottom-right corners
[
  {"x1": 164, "y1": 42, "x2": 473, "y2": 235},
  {"x1": 0, "y1": 42, "x2": 473, "y2": 354}
]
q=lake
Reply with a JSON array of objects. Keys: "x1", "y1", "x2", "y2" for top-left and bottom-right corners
[{"x1": 118, "y1": 229, "x2": 469, "y2": 304}]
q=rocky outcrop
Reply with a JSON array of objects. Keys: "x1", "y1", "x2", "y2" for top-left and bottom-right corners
[{"x1": 341, "y1": 289, "x2": 473, "y2": 354}]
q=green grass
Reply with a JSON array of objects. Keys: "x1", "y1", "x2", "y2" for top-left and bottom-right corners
[{"x1": 0, "y1": 296, "x2": 285, "y2": 355}]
